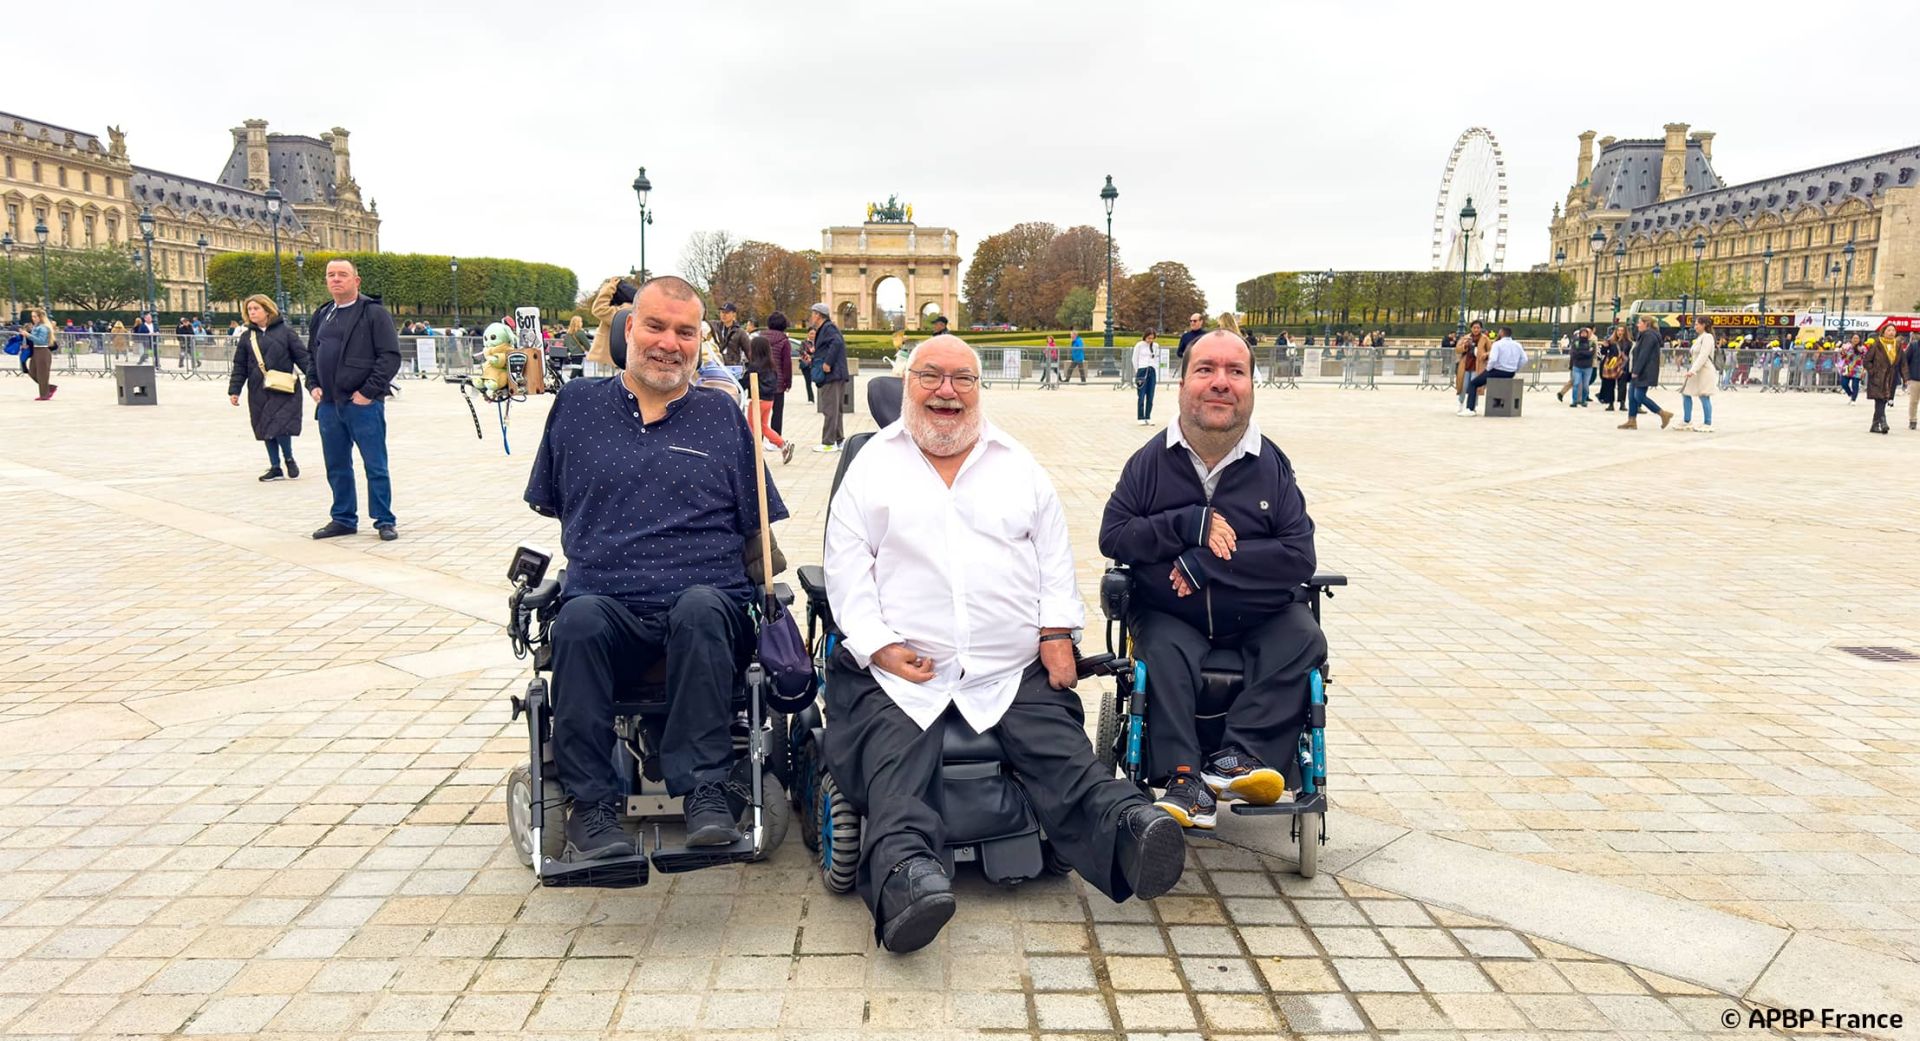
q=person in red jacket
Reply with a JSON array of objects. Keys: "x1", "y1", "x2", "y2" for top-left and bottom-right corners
[{"x1": 1098, "y1": 331, "x2": 1324, "y2": 830}]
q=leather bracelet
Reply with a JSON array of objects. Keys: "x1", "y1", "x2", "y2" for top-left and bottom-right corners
[{"x1": 1038, "y1": 633, "x2": 1073, "y2": 643}]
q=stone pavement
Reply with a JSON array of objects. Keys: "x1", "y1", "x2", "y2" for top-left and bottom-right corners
[{"x1": 0, "y1": 370, "x2": 1916, "y2": 1040}]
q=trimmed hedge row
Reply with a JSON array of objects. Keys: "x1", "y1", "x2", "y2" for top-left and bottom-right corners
[{"x1": 207, "y1": 251, "x2": 578, "y2": 318}]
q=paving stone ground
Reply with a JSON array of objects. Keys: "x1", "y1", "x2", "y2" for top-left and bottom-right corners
[{"x1": 0, "y1": 370, "x2": 1915, "y2": 1039}]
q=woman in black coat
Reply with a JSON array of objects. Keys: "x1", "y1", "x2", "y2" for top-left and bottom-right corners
[{"x1": 228, "y1": 293, "x2": 314, "y2": 481}]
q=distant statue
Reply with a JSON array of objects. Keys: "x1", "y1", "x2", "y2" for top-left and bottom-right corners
[
  {"x1": 106, "y1": 125, "x2": 128, "y2": 159},
  {"x1": 868, "y1": 194, "x2": 908, "y2": 223}
]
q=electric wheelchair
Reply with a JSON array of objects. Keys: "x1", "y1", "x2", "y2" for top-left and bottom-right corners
[
  {"x1": 1096, "y1": 564, "x2": 1347, "y2": 876},
  {"x1": 785, "y1": 427, "x2": 1126, "y2": 893},
  {"x1": 500, "y1": 546, "x2": 795, "y2": 888}
]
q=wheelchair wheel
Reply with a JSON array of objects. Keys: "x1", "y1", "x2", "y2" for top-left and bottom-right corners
[
  {"x1": 816, "y1": 771, "x2": 860, "y2": 894},
  {"x1": 748, "y1": 769, "x2": 791, "y2": 862},
  {"x1": 1095, "y1": 693, "x2": 1122, "y2": 776},
  {"x1": 1295, "y1": 811, "x2": 1321, "y2": 879},
  {"x1": 793, "y1": 742, "x2": 821, "y2": 853},
  {"x1": 506, "y1": 761, "x2": 567, "y2": 869}
]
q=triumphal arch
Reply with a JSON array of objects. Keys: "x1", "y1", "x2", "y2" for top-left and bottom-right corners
[{"x1": 818, "y1": 197, "x2": 960, "y2": 331}]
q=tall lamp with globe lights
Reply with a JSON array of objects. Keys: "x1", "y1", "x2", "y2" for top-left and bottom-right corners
[
  {"x1": 1456, "y1": 197, "x2": 1477, "y2": 334},
  {"x1": 1100, "y1": 175, "x2": 1118, "y2": 348}
]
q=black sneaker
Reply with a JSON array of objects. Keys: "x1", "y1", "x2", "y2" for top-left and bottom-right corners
[
  {"x1": 879, "y1": 855, "x2": 955, "y2": 953},
  {"x1": 1204, "y1": 746, "x2": 1290, "y2": 806},
  {"x1": 1116, "y1": 804, "x2": 1187, "y2": 899},
  {"x1": 284, "y1": 458, "x2": 300, "y2": 480},
  {"x1": 682, "y1": 781, "x2": 742, "y2": 847},
  {"x1": 1152, "y1": 768, "x2": 1217, "y2": 830},
  {"x1": 376, "y1": 524, "x2": 398, "y2": 542},
  {"x1": 564, "y1": 800, "x2": 635, "y2": 860},
  {"x1": 311, "y1": 521, "x2": 356, "y2": 539},
  {"x1": 258, "y1": 468, "x2": 284, "y2": 482}
]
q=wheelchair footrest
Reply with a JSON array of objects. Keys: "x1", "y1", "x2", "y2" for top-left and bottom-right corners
[
  {"x1": 537, "y1": 848, "x2": 651, "y2": 889},
  {"x1": 650, "y1": 835, "x2": 757, "y2": 874},
  {"x1": 1229, "y1": 790, "x2": 1326, "y2": 816}
]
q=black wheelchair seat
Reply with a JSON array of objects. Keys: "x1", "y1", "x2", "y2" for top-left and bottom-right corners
[
  {"x1": 1198, "y1": 648, "x2": 1247, "y2": 720},
  {"x1": 941, "y1": 717, "x2": 1008, "y2": 763}
]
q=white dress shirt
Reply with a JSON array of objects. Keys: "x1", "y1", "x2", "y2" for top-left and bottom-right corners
[
  {"x1": 1132, "y1": 340, "x2": 1159, "y2": 370},
  {"x1": 825, "y1": 420, "x2": 1086, "y2": 731},
  {"x1": 1167, "y1": 418, "x2": 1264, "y2": 498},
  {"x1": 1488, "y1": 336, "x2": 1527, "y2": 373}
]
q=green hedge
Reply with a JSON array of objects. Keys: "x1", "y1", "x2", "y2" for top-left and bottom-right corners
[{"x1": 207, "y1": 251, "x2": 578, "y2": 320}]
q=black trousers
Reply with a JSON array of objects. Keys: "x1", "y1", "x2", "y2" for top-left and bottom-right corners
[
  {"x1": 824, "y1": 648, "x2": 1149, "y2": 929},
  {"x1": 1129, "y1": 601, "x2": 1326, "y2": 783},
  {"x1": 549, "y1": 588, "x2": 749, "y2": 803},
  {"x1": 769, "y1": 388, "x2": 785, "y2": 437}
]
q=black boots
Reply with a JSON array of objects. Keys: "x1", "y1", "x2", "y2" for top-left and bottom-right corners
[{"x1": 879, "y1": 855, "x2": 955, "y2": 953}]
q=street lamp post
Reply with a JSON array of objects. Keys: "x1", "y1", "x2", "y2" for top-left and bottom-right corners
[
  {"x1": 450, "y1": 257, "x2": 460, "y2": 334},
  {"x1": 1610, "y1": 240, "x2": 1626, "y2": 327},
  {"x1": 1759, "y1": 245, "x2": 1773, "y2": 315},
  {"x1": 1322, "y1": 269, "x2": 1334, "y2": 343},
  {"x1": 1550, "y1": 247, "x2": 1565, "y2": 346},
  {"x1": 1157, "y1": 272, "x2": 1166, "y2": 334},
  {"x1": 196, "y1": 235, "x2": 209, "y2": 320},
  {"x1": 1100, "y1": 175, "x2": 1118, "y2": 348},
  {"x1": 136, "y1": 210, "x2": 155, "y2": 362},
  {"x1": 265, "y1": 187, "x2": 285, "y2": 314},
  {"x1": 1481, "y1": 264, "x2": 1492, "y2": 326},
  {"x1": 34, "y1": 218, "x2": 52, "y2": 316},
  {"x1": 1, "y1": 233, "x2": 14, "y2": 324},
  {"x1": 1586, "y1": 228, "x2": 1605, "y2": 327},
  {"x1": 1839, "y1": 240, "x2": 1855, "y2": 335},
  {"x1": 295, "y1": 251, "x2": 305, "y2": 319},
  {"x1": 1457, "y1": 197, "x2": 1478, "y2": 334},
  {"x1": 632, "y1": 167, "x2": 652, "y2": 279},
  {"x1": 1689, "y1": 233, "x2": 1706, "y2": 327}
]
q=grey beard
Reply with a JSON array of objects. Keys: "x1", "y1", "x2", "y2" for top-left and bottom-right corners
[{"x1": 904, "y1": 401, "x2": 981, "y2": 457}]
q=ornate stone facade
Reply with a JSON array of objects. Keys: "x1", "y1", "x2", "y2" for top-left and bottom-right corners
[
  {"x1": 818, "y1": 220, "x2": 959, "y2": 330},
  {"x1": 1548, "y1": 124, "x2": 1920, "y2": 320},
  {"x1": 0, "y1": 111, "x2": 378, "y2": 316}
]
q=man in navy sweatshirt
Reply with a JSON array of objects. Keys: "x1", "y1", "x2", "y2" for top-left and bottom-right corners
[{"x1": 1097, "y1": 331, "x2": 1325, "y2": 830}]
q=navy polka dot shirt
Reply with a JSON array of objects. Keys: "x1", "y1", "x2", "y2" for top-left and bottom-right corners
[{"x1": 525, "y1": 376, "x2": 789, "y2": 610}]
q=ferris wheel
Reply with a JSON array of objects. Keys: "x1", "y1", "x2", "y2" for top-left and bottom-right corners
[{"x1": 1430, "y1": 127, "x2": 1509, "y2": 273}]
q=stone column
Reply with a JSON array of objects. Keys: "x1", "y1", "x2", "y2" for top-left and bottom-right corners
[{"x1": 1576, "y1": 130, "x2": 1596, "y2": 186}]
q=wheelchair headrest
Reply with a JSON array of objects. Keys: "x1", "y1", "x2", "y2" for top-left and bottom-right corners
[
  {"x1": 866, "y1": 376, "x2": 904, "y2": 427},
  {"x1": 608, "y1": 308, "x2": 630, "y2": 370}
]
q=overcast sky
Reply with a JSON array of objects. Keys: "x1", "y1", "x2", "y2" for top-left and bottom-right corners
[{"x1": 17, "y1": 0, "x2": 1915, "y2": 312}]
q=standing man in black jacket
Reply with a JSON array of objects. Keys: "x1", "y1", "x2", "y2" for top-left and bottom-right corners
[
  {"x1": 1098, "y1": 331, "x2": 1324, "y2": 830},
  {"x1": 309, "y1": 259, "x2": 404, "y2": 540},
  {"x1": 807, "y1": 302, "x2": 850, "y2": 453},
  {"x1": 1620, "y1": 315, "x2": 1674, "y2": 430},
  {"x1": 1175, "y1": 313, "x2": 1205, "y2": 377}
]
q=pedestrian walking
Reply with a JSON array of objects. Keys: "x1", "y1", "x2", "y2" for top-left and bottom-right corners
[
  {"x1": 308, "y1": 259, "x2": 403, "y2": 541},
  {"x1": 1132, "y1": 329, "x2": 1159, "y2": 425},
  {"x1": 562, "y1": 315, "x2": 591, "y2": 378},
  {"x1": 25, "y1": 309, "x2": 56, "y2": 400},
  {"x1": 1863, "y1": 330, "x2": 1901, "y2": 435},
  {"x1": 1897, "y1": 332, "x2": 1920, "y2": 431},
  {"x1": 1067, "y1": 331, "x2": 1087, "y2": 382},
  {"x1": 744, "y1": 330, "x2": 795, "y2": 464},
  {"x1": 228, "y1": 294, "x2": 313, "y2": 481},
  {"x1": 808, "y1": 302, "x2": 849, "y2": 453},
  {"x1": 760, "y1": 311, "x2": 795, "y2": 439},
  {"x1": 1620, "y1": 315, "x2": 1674, "y2": 429},
  {"x1": 1565, "y1": 327, "x2": 1596, "y2": 407},
  {"x1": 713, "y1": 303, "x2": 749, "y2": 366},
  {"x1": 1678, "y1": 316, "x2": 1718, "y2": 432},
  {"x1": 109, "y1": 320, "x2": 129, "y2": 363},
  {"x1": 1597, "y1": 326, "x2": 1631, "y2": 410},
  {"x1": 1837, "y1": 333, "x2": 1866, "y2": 402}
]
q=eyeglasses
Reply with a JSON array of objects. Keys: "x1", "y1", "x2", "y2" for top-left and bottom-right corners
[{"x1": 909, "y1": 368, "x2": 979, "y2": 391}]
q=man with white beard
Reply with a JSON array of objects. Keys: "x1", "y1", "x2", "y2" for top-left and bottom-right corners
[{"x1": 823, "y1": 335, "x2": 1187, "y2": 953}]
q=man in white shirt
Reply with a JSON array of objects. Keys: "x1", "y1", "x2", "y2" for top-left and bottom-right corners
[
  {"x1": 1461, "y1": 325, "x2": 1528, "y2": 416},
  {"x1": 825, "y1": 335, "x2": 1187, "y2": 953}
]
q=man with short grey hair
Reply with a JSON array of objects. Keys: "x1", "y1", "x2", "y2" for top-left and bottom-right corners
[
  {"x1": 309, "y1": 259, "x2": 403, "y2": 540},
  {"x1": 808, "y1": 302, "x2": 849, "y2": 452}
]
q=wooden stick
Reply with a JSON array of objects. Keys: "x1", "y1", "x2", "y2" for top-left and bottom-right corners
[{"x1": 748, "y1": 372, "x2": 775, "y2": 610}]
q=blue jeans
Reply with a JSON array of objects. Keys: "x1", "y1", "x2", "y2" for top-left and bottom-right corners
[
  {"x1": 1135, "y1": 367, "x2": 1156, "y2": 420},
  {"x1": 1683, "y1": 395, "x2": 1712, "y2": 426},
  {"x1": 316, "y1": 399, "x2": 394, "y2": 528},
  {"x1": 1840, "y1": 375, "x2": 1860, "y2": 400},
  {"x1": 1570, "y1": 366, "x2": 1593, "y2": 404},
  {"x1": 264, "y1": 435, "x2": 294, "y2": 467},
  {"x1": 1628, "y1": 385, "x2": 1663, "y2": 418}
]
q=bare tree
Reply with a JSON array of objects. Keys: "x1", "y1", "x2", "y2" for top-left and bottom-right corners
[{"x1": 679, "y1": 230, "x2": 738, "y2": 296}]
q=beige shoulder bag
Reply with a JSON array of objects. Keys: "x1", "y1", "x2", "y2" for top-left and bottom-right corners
[{"x1": 250, "y1": 331, "x2": 298, "y2": 393}]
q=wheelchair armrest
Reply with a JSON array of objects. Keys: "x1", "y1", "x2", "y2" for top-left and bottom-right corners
[
  {"x1": 772, "y1": 582, "x2": 793, "y2": 608},
  {"x1": 1309, "y1": 571, "x2": 1347, "y2": 588},
  {"x1": 796, "y1": 564, "x2": 827, "y2": 606},
  {"x1": 522, "y1": 577, "x2": 563, "y2": 612},
  {"x1": 1074, "y1": 651, "x2": 1122, "y2": 679},
  {"x1": 1099, "y1": 565, "x2": 1132, "y2": 621}
]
